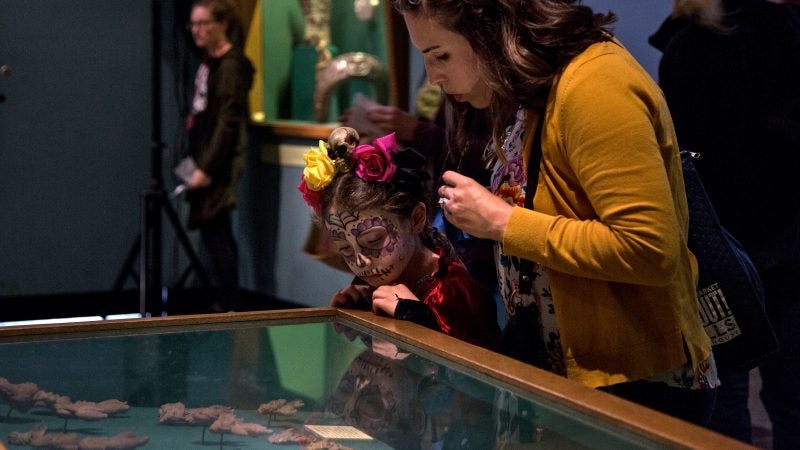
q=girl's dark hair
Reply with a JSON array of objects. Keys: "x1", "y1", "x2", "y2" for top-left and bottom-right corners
[
  {"x1": 394, "y1": 0, "x2": 616, "y2": 158},
  {"x1": 320, "y1": 171, "x2": 419, "y2": 221}
]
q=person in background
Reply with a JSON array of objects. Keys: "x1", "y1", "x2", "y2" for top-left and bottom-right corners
[
  {"x1": 394, "y1": 0, "x2": 719, "y2": 427},
  {"x1": 650, "y1": 0, "x2": 800, "y2": 446},
  {"x1": 298, "y1": 127, "x2": 500, "y2": 351},
  {"x1": 184, "y1": 0, "x2": 254, "y2": 312}
]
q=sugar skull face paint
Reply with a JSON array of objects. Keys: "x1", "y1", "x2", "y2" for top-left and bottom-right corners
[{"x1": 325, "y1": 208, "x2": 418, "y2": 287}]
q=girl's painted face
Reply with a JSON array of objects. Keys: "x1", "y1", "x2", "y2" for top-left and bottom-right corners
[
  {"x1": 403, "y1": 13, "x2": 492, "y2": 109},
  {"x1": 324, "y1": 208, "x2": 418, "y2": 287}
]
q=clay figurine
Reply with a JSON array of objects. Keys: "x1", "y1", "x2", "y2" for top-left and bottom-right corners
[
  {"x1": 0, "y1": 377, "x2": 40, "y2": 417},
  {"x1": 73, "y1": 431, "x2": 149, "y2": 450},
  {"x1": 267, "y1": 427, "x2": 316, "y2": 445},
  {"x1": 209, "y1": 411, "x2": 270, "y2": 436},
  {"x1": 157, "y1": 402, "x2": 232, "y2": 425},
  {"x1": 158, "y1": 401, "x2": 233, "y2": 444},
  {"x1": 51, "y1": 397, "x2": 129, "y2": 431},
  {"x1": 8, "y1": 424, "x2": 81, "y2": 449},
  {"x1": 257, "y1": 399, "x2": 304, "y2": 426},
  {"x1": 306, "y1": 439, "x2": 355, "y2": 450},
  {"x1": 8, "y1": 424, "x2": 148, "y2": 450}
]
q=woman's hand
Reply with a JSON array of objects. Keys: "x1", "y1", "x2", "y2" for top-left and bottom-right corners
[
  {"x1": 371, "y1": 284, "x2": 417, "y2": 317},
  {"x1": 438, "y1": 170, "x2": 513, "y2": 241},
  {"x1": 330, "y1": 284, "x2": 374, "y2": 309}
]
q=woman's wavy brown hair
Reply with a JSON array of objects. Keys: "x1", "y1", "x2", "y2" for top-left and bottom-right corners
[{"x1": 394, "y1": 0, "x2": 616, "y2": 160}]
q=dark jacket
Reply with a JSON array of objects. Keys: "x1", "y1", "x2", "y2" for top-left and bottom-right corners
[
  {"x1": 650, "y1": 0, "x2": 800, "y2": 267},
  {"x1": 187, "y1": 46, "x2": 254, "y2": 228}
]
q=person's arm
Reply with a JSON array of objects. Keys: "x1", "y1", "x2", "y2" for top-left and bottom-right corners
[
  {"x1": 503, "y1": 48, "x2": 686, "y2": 286},
  {"x1": 371, "y1": 259, "x2": 500, "y2": 349},
  {"x1": 371, "y1": 284, "x2": 441, "y2": 331},
  {"x1": 394, "y1": 300, "x2": 441, "y2": 331}
]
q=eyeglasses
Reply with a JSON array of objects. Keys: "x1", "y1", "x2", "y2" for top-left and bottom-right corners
[{"x1": 186, "y1": 19, "x2": 215, "y2": 30}]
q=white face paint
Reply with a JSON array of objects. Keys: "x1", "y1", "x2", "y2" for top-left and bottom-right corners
[{"x1": 324, "y1": 208, "x2": 418, "y2": 287}]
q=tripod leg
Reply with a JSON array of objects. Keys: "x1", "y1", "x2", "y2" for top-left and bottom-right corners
[
  {"x1": 176, "y1": 265, "x2": 194, "y2": 288},
  {"x1": 141, "y1": 189, "x2": 163, "y2": 316},
  {"x1": 160, "y1": 195, "x2": 211, "y2": 288},
  {"x1": 113, "y1": 234, "x2": 141, "y2": 291}
]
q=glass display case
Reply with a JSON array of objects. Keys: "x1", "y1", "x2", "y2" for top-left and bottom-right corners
[{"x1": 0, "y1": 308, "x2": 750, "y2": 449}]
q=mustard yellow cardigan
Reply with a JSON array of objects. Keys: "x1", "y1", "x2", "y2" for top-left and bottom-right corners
[{"x1": 503, "y1": 41, "x2": 712, "y2": 388}]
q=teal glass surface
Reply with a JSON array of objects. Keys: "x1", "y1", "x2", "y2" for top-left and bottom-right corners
[{"x1": 0, "y1": 319, "x2": 666, "y2": 449}]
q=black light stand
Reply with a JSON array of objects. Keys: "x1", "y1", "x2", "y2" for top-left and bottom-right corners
[{"x1": 114, "y1": 0, "x2": 209, "y2": 316}]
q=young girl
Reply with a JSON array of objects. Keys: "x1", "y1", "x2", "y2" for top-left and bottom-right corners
[{"x1": 298, "y1": 127, "x2": 500, "y2": 350}]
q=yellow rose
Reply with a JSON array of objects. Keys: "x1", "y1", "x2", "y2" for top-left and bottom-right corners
[{"x1": 302, "y1": 140, "x2": 336, "y2": 191}]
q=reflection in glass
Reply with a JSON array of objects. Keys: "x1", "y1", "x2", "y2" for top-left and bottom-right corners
[{"x1": 0, "y1": 320, "x2": 663, "y2": 449}]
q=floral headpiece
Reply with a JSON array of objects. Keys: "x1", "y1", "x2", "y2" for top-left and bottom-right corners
[{"x1": 297, "y1": 127, "x2": 428, "y2": 213}]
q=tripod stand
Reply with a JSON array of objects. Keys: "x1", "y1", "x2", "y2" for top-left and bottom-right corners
[{"x1": 114, "y1": 0, "x2": 209, "y2": 316}]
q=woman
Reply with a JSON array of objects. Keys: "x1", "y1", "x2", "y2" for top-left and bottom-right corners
[{"x1": 394, "y1": 0, "x2": 718, "y2": 425}]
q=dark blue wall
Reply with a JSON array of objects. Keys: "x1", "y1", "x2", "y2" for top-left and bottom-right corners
[
  {"x1": 0, "y1": 0, "x2": 350, "y2": 309},
  {"x1": 0, "y1": 1, "x2": 153, "y2": 295}
]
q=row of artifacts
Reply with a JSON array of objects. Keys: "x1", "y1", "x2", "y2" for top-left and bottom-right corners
[{"x1": 1, "y1": 376, "x2": 353, "y2": 449}]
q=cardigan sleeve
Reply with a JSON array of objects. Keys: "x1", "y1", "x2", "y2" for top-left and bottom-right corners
[{"x1": 503, "y1": 43, "x2": 686, "y2": 286}]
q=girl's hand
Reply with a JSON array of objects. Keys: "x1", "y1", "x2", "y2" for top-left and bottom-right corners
[
  {"x1": 330, "y1": 284, "x2": 374, "y2": 309},
  {"x1": 438, "y1": 170, "x2": 512, "y2": 241},
  {"x1": 371, "y1": 284, "x2": 417, "y2": 317}
]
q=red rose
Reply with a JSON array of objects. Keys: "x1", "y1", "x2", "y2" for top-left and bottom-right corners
[{"x1": 352, "y1": 132, "x2": 398, "y2": 182}]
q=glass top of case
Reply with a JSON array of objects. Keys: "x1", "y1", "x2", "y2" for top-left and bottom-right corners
[{"x1": 0, "y1": 309, "x2": 744, "y2": 449}]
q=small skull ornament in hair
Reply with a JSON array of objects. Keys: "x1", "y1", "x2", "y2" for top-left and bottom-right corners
[{"x1": 327, "y1": 126, "x2": 360, "y2": 173}]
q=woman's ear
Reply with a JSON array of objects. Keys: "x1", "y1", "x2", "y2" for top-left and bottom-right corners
[{"x1": 411, "y1": 202, "x2": 427, "y2": 233}]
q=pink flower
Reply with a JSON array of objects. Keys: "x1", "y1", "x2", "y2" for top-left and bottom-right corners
[
  {"x1": 297, "y1": 175, "x2": 322, "y2": 212},
  {"x1": 352, "y1": 132, "x2": 398, "y2": 182}
]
